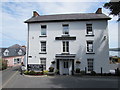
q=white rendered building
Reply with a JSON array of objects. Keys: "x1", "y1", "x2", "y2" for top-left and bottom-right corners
[{"x1": 25, "y1": 8, "x2": 111, "y2": 75}]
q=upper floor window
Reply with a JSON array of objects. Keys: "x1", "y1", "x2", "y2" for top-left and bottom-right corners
[
  {"x1": 63, "y1": 24, "x2": 69, "y2": 35},
  {"x1": 41, "y1": 41, "x2": 46, "y2": 52},
  {"x1": 87, "y1": 59, "x2": 94, "y2": 71},
  {"x1": 63, "y1": 41, "x2": 69, "y2": 53},
  {"x1": 87, "y1": 41, "x2": 93, "y2": 52},
  {"x1": 41, "y1": 25, "x2": 47, "y2": 36},
  {"x1": 86, "y1": 24, "x2": 93, "y2": 35}
]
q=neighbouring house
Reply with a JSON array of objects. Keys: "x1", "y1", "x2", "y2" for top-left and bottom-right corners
[
  {"x1": 0, "y1": 44, "x2": 26, "y2": 67},
  {"x1": 25, "y1": 8, "x2": 111, "y2": 75}
]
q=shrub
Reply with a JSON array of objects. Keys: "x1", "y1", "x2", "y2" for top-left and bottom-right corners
[
  {"x1": 76, "y1": 68, "x2": 80, "y2": 73},
  {"x1": 2, "y1": 59, "x2": 8, "y2": 70},
  {"x1": 29, "y1": 70, "x2": 36, "y2": 75},
  {"x1": 49, "y1": 67, "x2": 54, "y2": 72},
  {"x1": 24, "y1": 70, "x2": 29, "y2": 75},
  {"x1": 80, "y1": 70, "x2": 86, "y2": 75},
  {"x1": 91, "y1": 71, "x2": 96, "y2": 76},
  {"x1": 43, "y1": 70, "x2": 49, "y2": 75}
]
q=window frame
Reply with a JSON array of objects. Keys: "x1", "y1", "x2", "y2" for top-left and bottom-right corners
[
  {"x1": 62, "y1": 24, "x2": 69, "y2": 35},
  {"x1": 40, "y1": 41, "x2": 46, "y2": 52},
  {"x1": 63, "y1": 41, "x2": 69, "y2": 53},
  {"x1": 87, "y1": 58, "x2": 94, "y2": 71},
  {"x1": 86, "y1": 24, "x2": 93, "y2": 35},
  {"x1": 40, "y1": 58, "x2": 46, "y2": 70},
  {"x1": 41, "y1": 25, "x2": 47, "y2": 36},
  {"x1": 86, "y1": 41, "x2": 93, "y2": 53}
]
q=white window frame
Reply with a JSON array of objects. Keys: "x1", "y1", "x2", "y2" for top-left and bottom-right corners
[
  {"x1": 62, "y1": 24, "x2": 69, "y2": 35},
  {"x1": 87, "y1": 58, "x2": 94, "y2": 71},
  {"x1": 40, "y1": 58, "x2": 46, "y2": 70},
  {"x1": 41, "y1": 25, "x2": 47, "y2": 36},
  {"x1": 86, "y1": 24, "x2": 93, "y2": 35},
  {"x1": 63, "y1": 41, "x2": 69, "y2": 53},
  {"x1": 86, "y1": 41, "x2": 93, "y2": 52},
  {"x1": 40, "y1": 41, "x2": 46, "y2": 52}
]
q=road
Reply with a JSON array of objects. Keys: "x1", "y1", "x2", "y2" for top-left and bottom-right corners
[
  {"x1": 1, "y1": 66, "x2": 20, "y2": 89},
  {"x1": 0, "y1": 66, "x2": 119, "y2": 88}
]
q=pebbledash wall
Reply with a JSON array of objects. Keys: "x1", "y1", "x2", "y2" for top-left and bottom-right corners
[{"x1": 25, "y1": 8, "x2": 111, "y2": 75}]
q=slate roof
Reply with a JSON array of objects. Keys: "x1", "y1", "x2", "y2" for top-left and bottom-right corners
[
  {"x1": 0, "y1": 44, "x2": 26, "y2": 58},
  {"x1": 25, "y1": 13, "x2": 111, "y2": 23}
]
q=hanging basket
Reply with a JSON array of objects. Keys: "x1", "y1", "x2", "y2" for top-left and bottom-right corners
[
  {"x1": 51, "y1": 61, "x2": 55, "y2": 64},
  {"x1": 76, "y1": 60, "x2": 81, "y2": 64}
]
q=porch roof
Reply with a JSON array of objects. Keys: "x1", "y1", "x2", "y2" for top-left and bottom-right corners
[{"x1": 55, "y1": 53, "x2": 76, "y2": 59}]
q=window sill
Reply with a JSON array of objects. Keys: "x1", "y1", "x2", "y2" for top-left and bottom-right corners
[
  {"x1": 86, "y1": 35, "x2": 94, "y2": 37},
  {"x1": 61, "y1": 34, "x2": 70, "y2": 37},
  {"x1": 61, "y1": 52, "x2": 70, "y2": 54},
  {"x1": 39, "y1": 35, "x2": 47, "y2": 37},
  {"x1": 86, "y1": 52, "x2": 95, "y2": 54},
  {"x1": 39, "y1": 52, "x2": 47, "y2": 54}
]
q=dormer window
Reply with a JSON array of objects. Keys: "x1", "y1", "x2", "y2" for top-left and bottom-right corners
[
  {"x1": 4, "y1": 49, "x2": 9, "y2": 56},
  {"x1": 18, "y1": 49, "x2": 22, "y2": 55}
]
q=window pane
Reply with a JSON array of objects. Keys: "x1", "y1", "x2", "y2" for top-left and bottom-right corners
[
  {"x1": 87, "y1": 41, "x2": 93, "y2": 52},
  {"x1": 40, "y1": 58, "x2": 46, "y2": 70},
  {"x1": 41, "y1": 42, "x2": 46, "y2": 52},
  {"x1": 41, "y1": 25, "x2": 46, "y2": 35},
  {"x1": 63, "y1": 24, "x2": 69, "y2": 34},
  {"x1": 63, "y1": 41, "x2": 69, "y2": 52},
  {"x1": 87, "y1": 59, "x2": 94, "y2": 71},
  {"x1": 86, "y1": 24, "x2": 93, "y2": 35}
]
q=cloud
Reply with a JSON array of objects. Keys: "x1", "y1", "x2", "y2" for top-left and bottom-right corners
[{"x1": 1, "y1": 1, "x2": 118, "y2": 48}]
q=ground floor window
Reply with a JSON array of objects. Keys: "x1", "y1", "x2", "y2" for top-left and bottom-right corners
[
  {"x1": 87, "y1": 58, "x2": 94, "y2": 71},
  {"x1": 40, "y1": 58, "x2": 46, "y2": 70},
  {"x1": 14, "y1": 58, "x2": 21, "y2": 64}
]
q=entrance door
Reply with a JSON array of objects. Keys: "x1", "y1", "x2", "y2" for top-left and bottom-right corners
[{"x1": 63, "y1": 61, "x2": 69, "y2": 75}]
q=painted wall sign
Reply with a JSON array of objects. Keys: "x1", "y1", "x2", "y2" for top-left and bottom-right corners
[
  {"x1": 28, "y1": 64, "x2": 43, "y2": 71},
  {"x1": 55, "y1": 36, "x2": 76, "y2": 40}
]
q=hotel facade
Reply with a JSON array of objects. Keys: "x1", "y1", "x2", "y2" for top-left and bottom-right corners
[{"x1": 25, "y1": 8, "x2": 111, "y2": 75}]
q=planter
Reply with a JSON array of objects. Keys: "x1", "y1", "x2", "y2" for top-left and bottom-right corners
[
  {"x1": 51, "y1": 61, "x2": 55, "y2": 64},
  {"x1": 76, "y1": 61, "x2": 81, "y2": 64}
]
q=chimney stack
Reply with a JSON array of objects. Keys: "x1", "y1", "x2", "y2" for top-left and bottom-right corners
[
  {"x1": 95, "y1": 8, "x2": 102, "y2": 14},
  {"x1": 33, "y1": 11, "x2": 39, "y2": 17}
]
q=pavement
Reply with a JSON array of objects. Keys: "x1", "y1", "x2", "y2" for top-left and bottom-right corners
[{"x1": 0, "y1": 66, "x2": 119, "y2": 88}]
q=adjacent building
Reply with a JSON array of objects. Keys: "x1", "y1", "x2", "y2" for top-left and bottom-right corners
[
  {"x1": 25, "y1": 8, "x2": 111, "y2": 75},
  {"x1": 0, "y1": 44, "x2": 26, "y2": 67}
]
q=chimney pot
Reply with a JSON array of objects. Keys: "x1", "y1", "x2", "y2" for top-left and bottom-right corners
[
  {"x1": 33, "y1": 11, "x2": 39, "y2": 17},
  {"x1": 95, "y1": 8, "x2": 102, "y2": 14}
]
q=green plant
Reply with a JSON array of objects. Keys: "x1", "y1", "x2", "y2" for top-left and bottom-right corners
[
  {"x1": 24, "y1": 70, "x2": 29, "y2": 75},
  {"x1": 49, "y1": 67, "x2": 54, "y2": 72},
  {"x1": 91, "y1": 71, "x2": 96, "y2": 76},
  {"x1": 29, "y1": 70, "x2": 36, "y2": 75},
  {"x1": 43, "y1": 70, "x2": 49, "y2": 74},
  {"x1": 75, "y1": 68, "x2": 80, "y2": 73},
  {"x1": 80, "y1": 70, "x2": 86, "y2": 75},
  {"x1": 2, "y1": 59, "x2": 8, "y2": 70}
]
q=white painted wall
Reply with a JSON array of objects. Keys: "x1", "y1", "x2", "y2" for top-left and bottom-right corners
[{"x1": 27, "y1": 20, "x2": 110, "y2": 73}]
